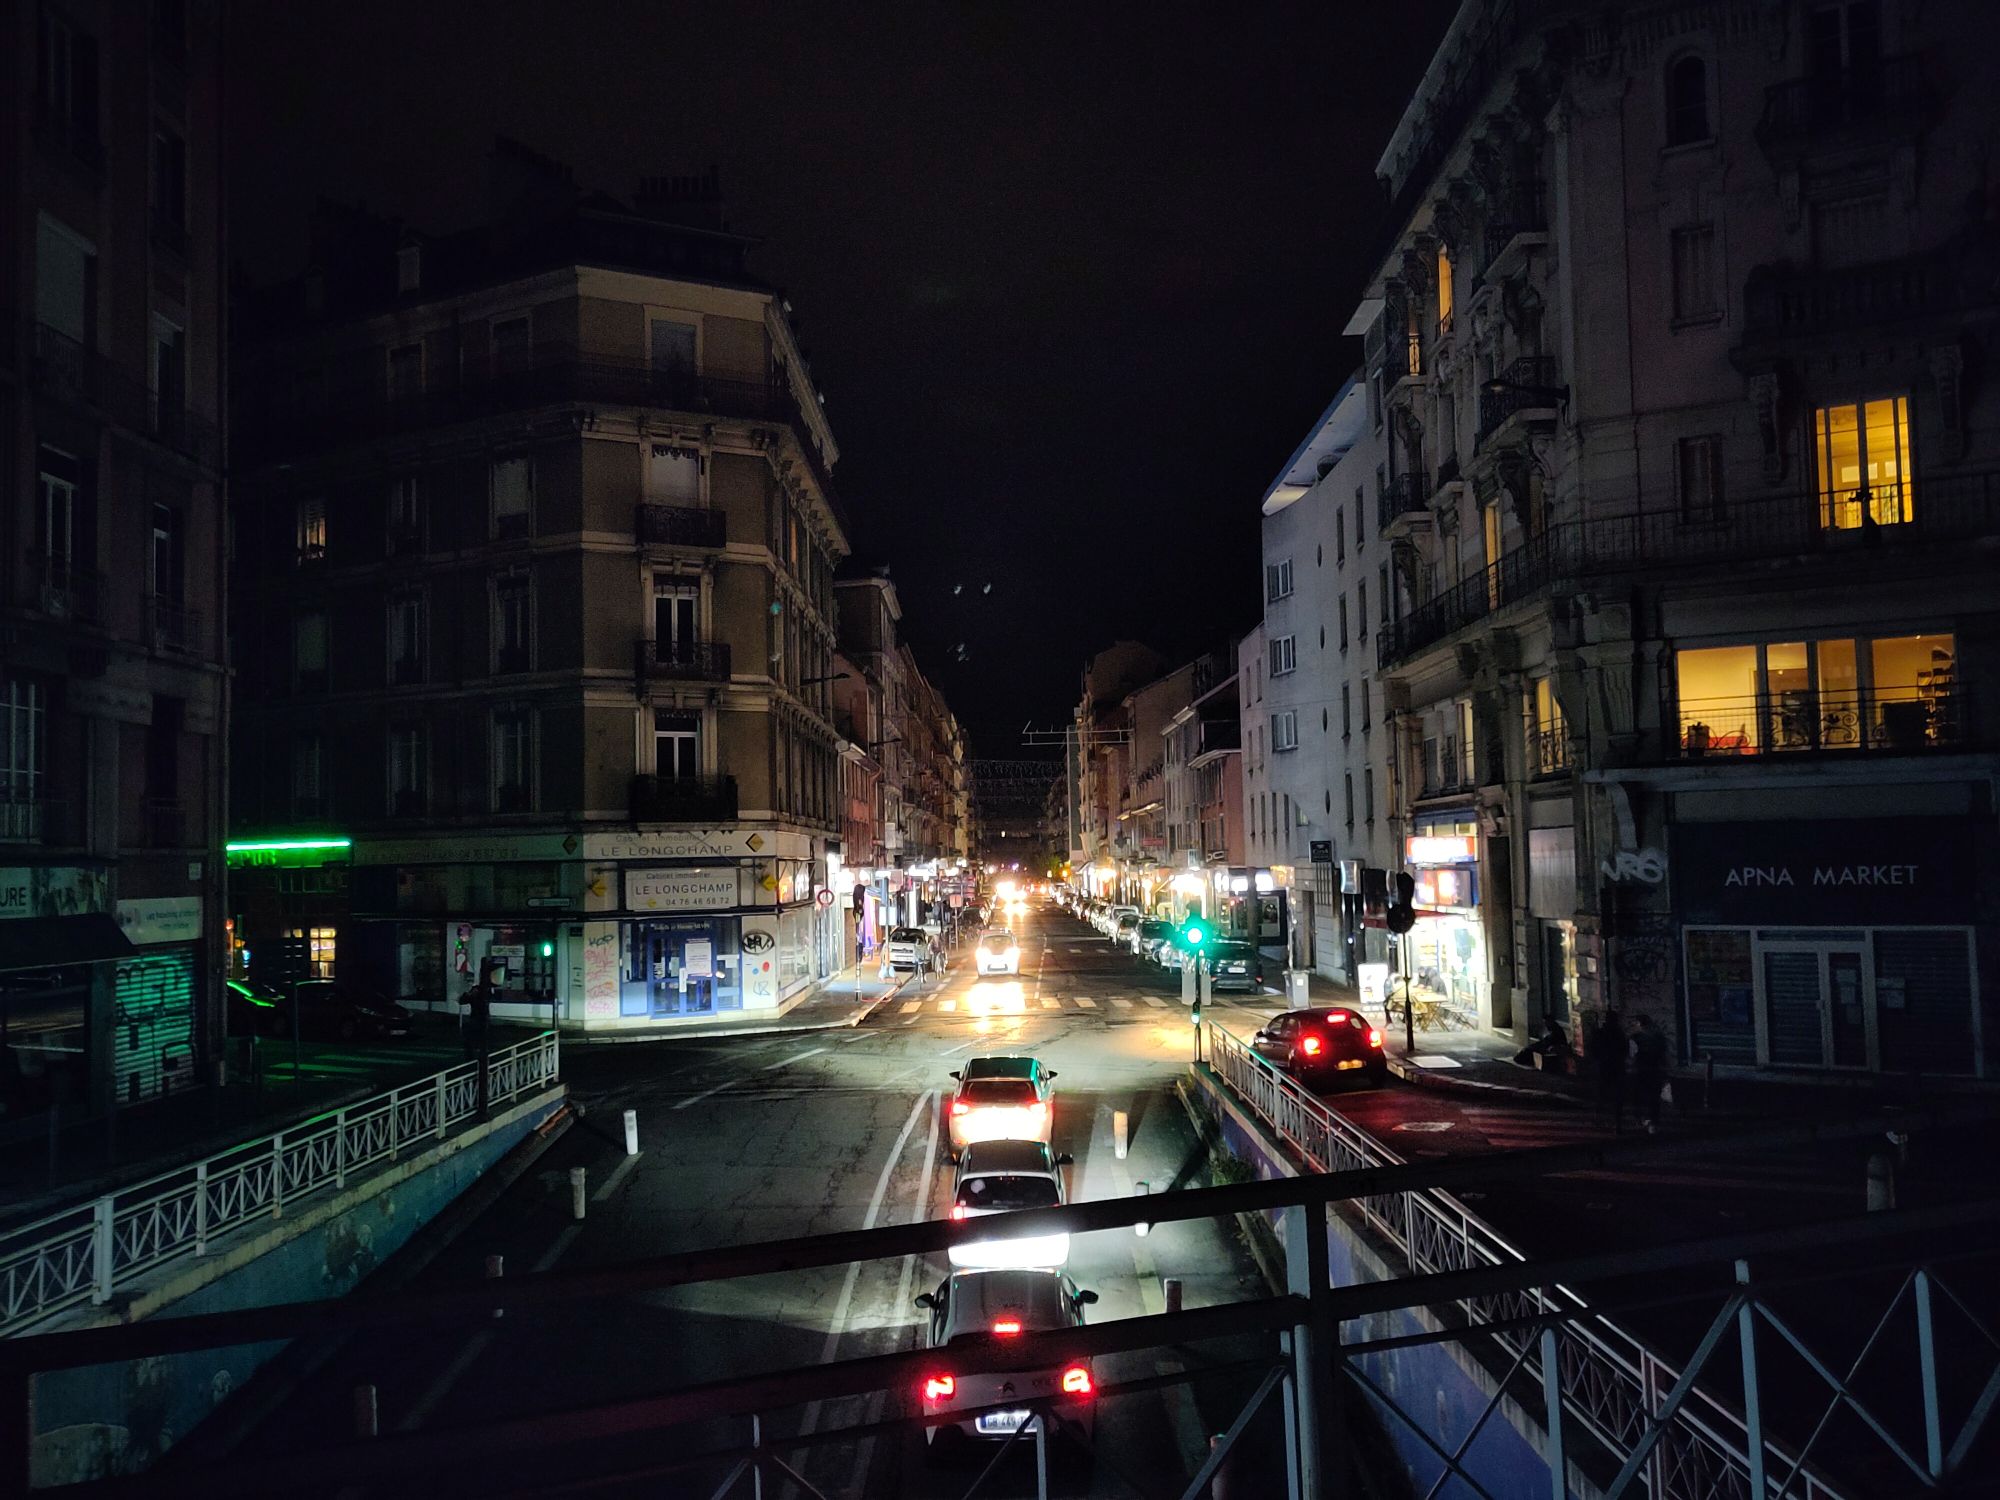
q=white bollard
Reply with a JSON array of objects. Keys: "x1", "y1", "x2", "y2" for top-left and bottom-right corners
[
  {"x1": 570, "y1": 1165, "x2": 588, "y2": 1221},
  {"x1": 1134, "y1": 1180, "x2": 1151, "y2": 1238},
  {"x1": 1113, "y1": 1110, "x2": 1128, "y2": 1161},
  {"x1": 623, "y1": 1108, "x2": 639, "y2": 1157},
  {"x1": 352, "y1": 1384, "x2": 379, "y2": 1440},
  {"x1": 486, "y1": 1254, "x2": 505, "y2": 1319},
  {"x1": 1163, "y1": 1276, "x2": 1183, "y2": 1314}
]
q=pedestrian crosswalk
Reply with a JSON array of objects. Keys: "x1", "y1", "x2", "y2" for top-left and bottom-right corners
[{"x1": 884, "y1": 993, "x2": 1180, "y2": 1020}]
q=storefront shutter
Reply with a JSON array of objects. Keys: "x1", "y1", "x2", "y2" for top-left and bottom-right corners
[{"x1": 113, "y1": 949, "x2": 197, "y2": 1106}]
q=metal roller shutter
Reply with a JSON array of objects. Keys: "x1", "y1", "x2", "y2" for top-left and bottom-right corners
[{"x1": 113, "y1": 949, "x2": 197, "y2": 1106}]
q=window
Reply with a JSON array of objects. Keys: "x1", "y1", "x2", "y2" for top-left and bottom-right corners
[
  {"x1": 296, "y1": 497, "x2": 326, "y2": 563},
  {"x1": 37, "y1": 447, "x2": 82, "y2": 575},
  {"x1": 388, "y1": 725, "x2": 426, "y2": 816},
  {"x1": 388, "y1": 474, "x2": 423, "y2": 553},
  {"x1": 492, "y1": 455, "x2": 533, "y2": 539},
  {"x1": 1361, "y1": 678, "x2": 1372, "y2": 732},
  {"x1": 152, "y1": 320, "x2": 186, "y2": 436},
  {"x1": 1379, "y1": 564, "x2": 1391, "y2": 623},
  {"x1": 1666, "y1": 55, "x2": 1711, "y2": 145},
  {"x1": 655, "y1": 711, "x2": 700, "y2": 780},
  {"x1": 1338, "y1": 596, "x2": 1349, "y2": 650},
  {"x1": 1357, "y1": 581, "x2": 1368, "y2": 638},
  {"x1": 646, "y1": 443, "x2": 700, "y2": 504},
  {"x1": 1340, "y1": 683, "x2": 1352, "y2": 739},
  {"x1": 649, "y1": 318, "x2": 698, "y2": 381},
  {"x1": 1272, "y1": 711, "x2": 1299, "y2": 752},
  {"x1": 491, "y1": 315, "x2": 531, "y2": 375},
  {"x1": 150, "y1": 123, "x2": 186, "y2": 241},
  {"x1": 1337, "y1": 500, "x2": 1347, "y2": 563},
  {"x1": 150, "y1": 503, "x2": 184, "y2": 603},
  {"x1": 35, "y1": 215, "x2": 94, "y2": 345},
  {"x1": 1458, "y1": 700, "x2": 1477, "y2": 783},
  {"x1": 292, "y1": 733, "x2": 323, "y2": 812},
  {"x1": 154, "y1": 0, "x2": 186, "y2": 52},
  {"x1": 1436, "y1": 243, "x2": 1455, "y2": 333},
  {"x1": 1675, "y1": 633, "x2": 1955, "y2": 755},
  {"x1": 36, "y1": 8, "x2": 99, "y2": 159},
  {"x1": 1809, "y1": 1, "x2": 1883, "y2": 85},
  {"x1": 1, "y1": 678, "x2": 47, "y2": 828},
  {"x1": 290, "y1": 926, "x2": 337, "y2": 979},
  {"x1": 387, "y1": 342, "x2": 423, "y2": 401},
  {"x1": 1530, "y1": 678, "x2": 1568, "y2": 775},
  {"x1": 494, "y1": 572, "x2": 533, "y2": 673},
  {"x1": 1265, "y1": 558, "x2": 1294, "y2": 602},
  {"x1": 1814, "y1": 398, "x2": 1912, "y2": 529},
  {"x1": 1363, "y1": 769, "x2": 1375, "y2": 824},
  {"x1": 1671, "y1": 225, "x2": 1719, "y2": 323},
  {"x1": 1370, "y1": 370, "x2": 1385, "y2": 432},
  {"x1": 1344, "y1": 772, "x2": 1355, "y2": 828},
  {"x1": 294, "y1": 611, "x2": 328, "y2": 691},
  {"x1": 1356, "y1": 484, "x2": 1366, "y2": 548},
  {"x1": 1269, "y1": 635, "x2": 1297, "y2": 677},
  {"x1": 388, "y1": 592, "x2": 425, "y2": 684},
  {"x1": 1677, "y1": 436, "x2": 1725, "y2": 521},
  {"x1": 493, "y1": 710, "x2": 533, "y2": 812},
  {"x1": 396, "y1": 243, "x2": 421, "y2": 293}
]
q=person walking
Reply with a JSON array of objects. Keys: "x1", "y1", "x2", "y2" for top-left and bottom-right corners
[
  {"x1": 1586, "y1": 1008, "x2": 1628, "y2": 1133},
  {"x1": 1630, "y1": 1014, "x2": 1669, "y2": 1133}
]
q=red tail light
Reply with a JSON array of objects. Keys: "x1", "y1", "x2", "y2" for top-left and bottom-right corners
[
  {"x1": 923, "y1": 1373, "x2": 955, "y2": 1401},
  {"x1": 1327, "y1": 1012, "x2": 1349, "y2": 1025},
  {"x1": 951, "y1": 1100, "x2": 970, "y2": 1116},
  {"x1": 1299, "y1": 1034, "x2": 1323, "y2": 1056},
  {"x1": 1060, "y1": 1365, "x2": 1093, "y2": 1395},
  {"x1": 1367, "y1": 1028, "x2": 1383, "y2": 1048},
  {"x1": 991, "y1": 1319, "x2": 1022, "y2": 1335},
  {"x1": 1027, "y1": 1101, "x2": 1047, "y2": 1120},
  {"x1": 950, "y1": 1205, "x2": 966, "y2": 1221}
]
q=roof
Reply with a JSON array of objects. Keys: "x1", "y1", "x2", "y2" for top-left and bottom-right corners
[
  {"x1": 957, "y1": 1140, "x2": 1056, "y2": 1175},
  {"x1": 1261, "y1": 375, "x2": 1368, "y2": 515},
  {"x1": 961, "y1": 1055, "x2": 1041, "y2": 1080},
  {"x1": 944, "y1": 1268, "x2": 1072, "y2": 1339}
]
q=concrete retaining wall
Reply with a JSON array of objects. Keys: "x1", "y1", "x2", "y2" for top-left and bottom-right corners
[{"x1": 28, "y1": 1089, "x2": 566, "y2": 1488}]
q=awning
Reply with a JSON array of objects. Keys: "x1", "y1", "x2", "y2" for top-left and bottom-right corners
[{"x1": 0, "y1": 915, "x2": 140, "y2": 972}]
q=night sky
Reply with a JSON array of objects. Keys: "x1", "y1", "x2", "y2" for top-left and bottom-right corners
[{"x1": 230, "y1": 1, "x2": 1457, "y2": 756}]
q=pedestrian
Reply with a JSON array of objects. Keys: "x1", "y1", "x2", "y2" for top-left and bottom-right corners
[
  {"x1": 1586, "y1": 1007, "x2": 1628, "y2": 1133},
  {"x1": 460, "y1": 979, "x2": 492, "y2": 1061},
  {"x1": 1630, "y1": 1014, "x2": 1669, "y2": 1132}
]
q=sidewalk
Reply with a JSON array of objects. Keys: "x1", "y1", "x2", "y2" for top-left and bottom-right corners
[{"x1": 518, "y1": 963, "x2": 919, "y2": 1046}]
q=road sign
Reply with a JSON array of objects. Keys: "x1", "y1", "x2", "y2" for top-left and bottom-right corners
[{"x1": 815, "y1": 887, "x2": 835, "y2": 909}]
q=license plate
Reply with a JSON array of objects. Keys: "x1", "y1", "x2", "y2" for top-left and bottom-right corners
[
  {"x1": 977, "y1": 1409, "x2": 1030, "y2": 1435},
  {"x1": 1335, "y1": 1059, "x2": 1364, "y2": 1071}
]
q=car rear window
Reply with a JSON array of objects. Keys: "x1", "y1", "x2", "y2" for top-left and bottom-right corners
[
  {"x1": 890, "y1": 928, "x2": 925, "y2": 942},
  {"x1": 980, "y1": 935, "x2": 1012, "y2": 951},
  {"x1": 958, "y1": 1176, "x2": 1060, "y2": 1210},
  {"x1": 963, "y1": 1079, "x2": 1039, "y2": 1106}
]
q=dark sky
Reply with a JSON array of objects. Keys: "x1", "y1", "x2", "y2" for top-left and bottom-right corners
[{"x1": 230, "y1": 1, "x2": 1457, "y2": 756}]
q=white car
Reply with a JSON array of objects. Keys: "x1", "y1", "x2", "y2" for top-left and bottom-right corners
[
  {"x1": 886, "y1": 926, "x2": 939, "y2": 971},
  {"x1": 947, "y1": 1056, "x2": 1057, "y2": 1158},
  {"x1": 974, "y1": 930, "x2": 1021, "y2": 975},
  {"x1": 916, "y1": 1268, "x2": 1099, "y2": 1452},
  {"x1": 950, "y1": 1140, "x2": 1073, "y2": 1269},
  {"x1": 1101, "y1": 905, "x2": 1139, "y2": 937}
]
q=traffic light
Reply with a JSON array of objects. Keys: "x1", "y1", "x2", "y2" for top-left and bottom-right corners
[
  {"x1": 539, "y1": 940, "x2": 555, "y2": 959},
  {"x1": 1180, "y1": 919, "x2": 1209, "y2": 951},
  {"x1": 1386, "y1": 872, "x2": 1417, "y2": 935}
]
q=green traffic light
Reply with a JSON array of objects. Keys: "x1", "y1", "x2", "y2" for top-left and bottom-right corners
[
  {"x1": 1183, "y1": 922, "x2": 1207, "y2": 948},
  {"x1": 539, "y1": 941, "x2": 555, "y2": 958}
]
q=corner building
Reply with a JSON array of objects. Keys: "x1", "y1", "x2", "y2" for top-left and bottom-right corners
[
  {"x1": 1361, "y1": 0, "x2": 1997, "y2": 1076},
  {"x1": 231, "y1": 173, "x2": 848, "y2": 1029}
]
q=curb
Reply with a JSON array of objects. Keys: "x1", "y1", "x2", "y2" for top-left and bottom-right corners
[
  {"x1": 545, "y1": 969, "x2": 922, "y2": 1047},
  {"x1": 1387, "y1": 1056, "x2": 1582, "y2": 1108}
]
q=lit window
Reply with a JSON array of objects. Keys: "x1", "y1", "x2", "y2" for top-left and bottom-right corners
[
  {"x1": 296, "y1": 497, "x2": 326, "y2": 563},
  {"x1": 1815, "y1": 398, "x2": 1912, "y2": 529},
  {"x1": 1676, "y1": 633, "x2": 1956, "y2": 755},
  {"x1": 289, "y1": 926, "x2": 337, "y2": 979},
  {"x1": 1529, "y1": 678, "x2": 1568, "y2": 774},
  {"x1": 1436, "y1": 243, "x2": 1454, "y2": 332}
]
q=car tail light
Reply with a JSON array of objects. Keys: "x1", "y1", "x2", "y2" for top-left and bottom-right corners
[
  {"x1": 1060, "y1": 1365, "x2": 1093, "y2": 1395},
  {"x1": 1327, "y1": 1012, "x2": 1349, "y2": 1025},
  {"x1": 1299, "y1": 1034, "x2": 1323, "y2": 1056},
  {"x1": 991, "y1": 1319, "x2": 1022, "y2": 1336},
  {"x1": 1027, "y1": 1101, "x2": 1047, "y2": 1121},
  {"x1": 951, "y1": 1100, "x2": 970, "y2": 1116},
  {"x1": 950, "y1": 1204, "x2": 967, "y2": 1220},
  {"x1": 923, "y1": 1374, "x2": 955, "y2": 1401},
  {"x1": 1367, "y1": 1028, "x2": 1383, "y2": 1048}
]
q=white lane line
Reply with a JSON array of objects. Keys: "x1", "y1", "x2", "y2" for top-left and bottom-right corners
[
  {"x1": 1074, "y1": 997, "x2": 1098, "y2": 1009},
  {"x1": 1141, "y1": 995, "x2": 1167, "y2": 1008},
  {"x1": 762, "y1": 1046, "x2": 829, "y2": 1071},
  {"x1": 591, "y1": 1153, "x2": 642, "y2": 1202},
  {"x1": 1111, "y1": 997, "x2": 1134, "y2": 1009},
  {"x1": 533, "y1": 1222, "x2": 584, "y2": 1272},
  {"x1": 1040, "y1": 998, "x2": 1061, "y2": 1010},
  {"x1": 899, "y1": 1000, "x2": 923, "y2": 1014},
  {"x1": 670, "y1": 1078, "x2": 738, "y2": 1112},
  {"x1": 939, "y1": 1039, "x2": 979, "y2": 1056}
]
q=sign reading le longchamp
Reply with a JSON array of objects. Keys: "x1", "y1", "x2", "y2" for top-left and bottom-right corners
[
  {"x1": 625, "y1": 868, "x2": 740, "y2": 913},
  {"x1": 1672, "y1": 817, "x2": 1972, "y2": 925}
]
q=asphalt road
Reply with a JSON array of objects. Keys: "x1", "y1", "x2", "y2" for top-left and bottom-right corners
[{"x1": 230, "y1": 901, "x2": 1295, "y2": 1499}]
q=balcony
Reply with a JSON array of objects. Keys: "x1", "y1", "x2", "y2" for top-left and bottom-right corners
[
  {"x1": 1378, "y1": 472, "x2": 1432, "y2": 538},
  {"x1": 1759, "y1": 56, "x2": 1934, "y2": 151},
  {"x1": 1376, "y1": 466, "x2": 2000, "y2": 671},
  {"x1": 1528, "y1": 723, "x2": 1571, "y2": 777},
  {"x1": 1435, "y1": 453, "x2": 1462, "y2": 491},
  {"x1": 31, "y1": 553, "x2": 104, "y2": 626},
  {"x1": 1477, "y1": 356, "x2": 1562, "y2": 446},
  {"x1": 629, "y1": 773, "x2": 738, "y2": 824},
  {"x1": 634, "y1": 638, "x2": 732, "y2": 683},
  {"x1": 143, "y1": 798, "x2": 188, "y2": 848},
  {"x1": 636, "y1": 503, "x2": 727, "y2": 549},
  {"x1": 31, "y1": 325, "x2": 219, "y2": 466},
  {"x1": 149, "y1": 595, "x2": 202, "y2": 655},
  {"x1": 1741, "y1": 251, "x2": 1959, "y2": 344},
  {"x1": 0, "y1": 797, "x2": 73, "y2": 845},
  {"x1": 1479, "y1": 183, "x2": 1548, "y2": 283},
  {"x1": 1677, "y1": 685, "x2": 1965, "y2": 760}
]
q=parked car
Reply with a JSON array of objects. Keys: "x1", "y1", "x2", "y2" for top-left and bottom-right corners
[
  {"x1": 1133, "y1": 918, "x2": 1175, "y2": 961},
  {"x1": 947, "y1": 1056, "x2": 1057, "y2": 1158},
  {"x1": 225, "y1": 978, "x2": 286, "y2": 1038},
  {"x1": 974, "y1": 931, "x2": 1021, "y2": 976},
  {"x1": 289, "y1": 980, "x2": 416, "y2": 1041},
  {"x1": 1109, "y1": 912, "x2": 1141, "y2": 947},
  {"x1": 949, "y1": 1139, "x2": 1073, "y2": 1269},
  {"x1": 1204, "y1": 941, "x2": 1264, "y2": 993},
  {"x1": 887, "y1": 927, "x2": 939, "y2": 971},
  {"x1": 916, "y1": 1268, "x2": 1099, "y2": 1454},
  {"x1": 1250, "y1": 1006, "x2": 1387, "y2": 1085}
]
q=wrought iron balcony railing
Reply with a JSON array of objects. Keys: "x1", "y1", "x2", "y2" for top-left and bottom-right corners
[
  {"x1": 1377, "y1": 471, "x2": 1431, "y2": 531},
  {"x1": 1479, "y1": 182, "x2": 1548, "y2": 279},
  {"x1": 635, "y1": 503, "x2": 727, "y2": 548},
  {"x1": 1477, "y1": 355, "x2": 1561, "y2": 443},
  {"x1": 1760, "y1": 55, "x2": 1933, "y2": 146},
  {"x1": 149, "y1": 595, "x2": 201, "y2": 655},
  {"x1": 634, "y1": 638, "x2": 732, "y2": 682},
  {"x1": 30, "y1": 324, "x2": 220, "y2": 465},
  {"x1": 1529, "y1": 723, "x2": 1571, "y2": 777},
  {"x1": 1742, "y1": 251, "x2": 1959, "y2": 339},
  {"x1": 0, "y1": 797, "x2": 73, "y2": 845},
  {"x1": 1677, "y1": 685, "x2": 1964, "y2": 759},
  {"x1": 142, "y1": 798, "x2": 188, "y2": 848},
  {"x1": 30, "y1": 553, "x2": 105, "y2": 626},
  {"x1": 629, "y1": 773, "x2": 738, "y2": 824}
]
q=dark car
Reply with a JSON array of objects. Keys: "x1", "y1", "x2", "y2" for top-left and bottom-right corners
[
  {"x1": 1250, "y1": 1007, "x2": 1387, "y2": 1085},
  {"x1": 289, "y1": 980, "x2": 416, "y2": 1041},
  {"x1": 225, "y1": 978, "x2": 287, "y2": 1038},
  {"x1": 1204, "y1": 941, "x2": 1264, "y2": 992}
]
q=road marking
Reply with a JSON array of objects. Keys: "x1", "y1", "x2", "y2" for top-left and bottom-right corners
[
  {"x1": 1141, "y1": 996, "x2": 1167, "y2": 1008},
  {"x1": 398, "y1": 1330, "x2": 495, "y2": 1430},
  {"x1": 533, "y1": 1222, "x2": 584, "y2": 1272},
  {"x1": 670, "y1": 1078, "x2": 738, "y2": 1111},
  {"x1": 937, "y1": 999, "x2": 958, "y2": 1013},
  {"x1": 1040, "y1": 998, "x2": 1060, "y2": 1010},
  {"x1": 762, "y1": 1046, "x2": 829, "y2": 1071},
  {"x1": 899, "y1": 1000, "x2": 922, "y2": 1014},
  {"x1": 1111, "y1": 997, "x2": 1134, "y2": 1009},
  {"x1": 939, "y1": 1039, "x2": 979, "y2": 1055},
  {"x1": 1074, "y1": 997, "x2": 1097, "y2": 1009},
  {"x1": 592, "y1": 1153, "x2": 642, "y2": 1201}
]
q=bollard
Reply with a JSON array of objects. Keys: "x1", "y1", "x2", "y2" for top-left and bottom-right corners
[
  {"x1": 623, "y1": 1108, "x2": 640, "y2": 1158},
  {"x1": 1134, "y1": 1180, "x2": 1151, "y2": 1238},
  {"x1": 1866, "y1": 1148, "x2": 1896, "y2": 1212},
  {"x1": 1209, "y1": 1432, "x2": 1235, "y2": 1500},
  {"x1": 486, "y1": 1254, "x2": 505, "y2": 1319},
  {"x1": 570, "y1": 1165, "x2": 588, "y2": 1221},
  {"x1": 1163, "y1": 1277, "x2": 1183, "y2": 1315},
  {"x1": 352, "y1": 1384, "x2": 379, "y2": 1440},
  {"x1": 1113, "y1": 1110, "x2": 1128, "y2": 1161}
]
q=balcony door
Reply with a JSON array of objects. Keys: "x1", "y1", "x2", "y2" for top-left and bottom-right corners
[
  {"x1": 648, "y1": 318, "x2": 697, "y2": 395},
  {"x1": 1761, "y1": 937, "x2": 1874, "y2": 1069},
  {"x1": 654, "y1": 583, "x2": 698, "y2": 666}
]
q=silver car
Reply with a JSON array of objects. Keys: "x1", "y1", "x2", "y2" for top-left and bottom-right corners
[{"x1": 916, "y1": 1267, "x2": 1098, "y2": 1452}]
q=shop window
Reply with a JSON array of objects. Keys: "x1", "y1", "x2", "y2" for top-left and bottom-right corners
[
  {"x1": 1814, "y1": 397, "x2": 1911, "y2": 529},
  {"x1": 289, "y1": 925, "x2": 337, "y2": 978}
]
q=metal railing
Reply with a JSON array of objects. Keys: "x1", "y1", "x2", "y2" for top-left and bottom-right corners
[
  {"x1": 634, "y1": 637, "x2": 732, "y2": 681},
  {"x1": 149, "y1": 594, "x2": 202, "y2": 655},
  {"x1": 1480, "y1": 182, "x2": 1549, "y2": 279},
  {"x1": 1759, "y1": 55, "x2": 1932, "y2": 144},
  {"x1": 1529, "y1": 721, "x2": 1571, "y2": 776},
  {"x1": 1677, "y1": 684, "x2": 1962, "y2": 759},
  {"x1": 1378, "y1": 471, "x2": 1431, "y2": 531},
  {"x1": 1478, "y1": 355, "x2": 1560, "y2": 441},
  {"x1": 28, "y1": 551, "x2": 104, "y2": 626},
  {"x1": 141, "y1": 797, "x2": 188, "y2": 848},
  {"x1": 636, "y1": 502, "x2": 728, "y2": 548},
  {"x1": 0, "y1": 1032, "x2": 560, "y2": 1336},
  {"x1": 29, "y1": 323, "x2": 220, "y2": 465},
  {"x1": 1204, "y1": 1023, "x2": 1843, "y2": 1500},
  {"x1": 1743, "y1": 250, "x2": 1958, "y2": 339},
  {"x1": 0, "y1": 797, "x2": 71, "y2": 845},
  {"x1": 629, "y1": 772, "x2": 739, "y2": 823}
]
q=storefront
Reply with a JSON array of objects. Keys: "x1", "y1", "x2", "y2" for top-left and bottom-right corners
[
  {"x1": 112, "y1": 897, "x2": 205, "y2": 1106},
  {"x1": 0, "y1": 864, "x2": 131, "y2": 1121},
  {"x1": 1673, "y1": 817, "x2": 1982, "y2": 1076},
  {"x1": 1401, "y1": 825, "x2": 1485, "y2": 1030}
]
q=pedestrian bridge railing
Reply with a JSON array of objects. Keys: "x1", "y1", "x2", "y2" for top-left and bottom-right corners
[
  {"x1": 1205, "y1": 1021, "x2": 1839, "y2": 1500},
  {"x1": 0, "y1": 1031, "x2": 561, "y2": 1336}
]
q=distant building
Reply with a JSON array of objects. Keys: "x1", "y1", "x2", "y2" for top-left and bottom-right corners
[
  {"x1": 3, "y1": 0, "x2": 226, "y2": 1119},
  {"x1": 1065, "y1": 641, "x2": 1167, "y2": 891}
]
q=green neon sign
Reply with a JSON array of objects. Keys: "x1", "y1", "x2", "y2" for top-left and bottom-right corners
[{"x1": 225, "y1": 837, "x2": 352, "y2": 853}]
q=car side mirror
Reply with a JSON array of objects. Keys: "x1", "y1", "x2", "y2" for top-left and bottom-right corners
[
  {"x1": 1055, "y1": 1152, "x2": 1074, "y2": 1165},
  {"x1": 1074, "y1": 1289, "x2": 1099, "y2": 1306},
  {"x1": 948, "y1": 1070, "x2": 961, "y2": 1081},
  {"x1": 914, "y1": 1292, "x2": 938, "y2": 1310},
  {"x1": 1045, "y1": 1070, "x2": 1057, "y2": 1080}
]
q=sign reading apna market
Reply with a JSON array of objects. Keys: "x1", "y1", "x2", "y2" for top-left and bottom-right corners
[
  {"x1": 1722, "y1": 863, "x2": 1921, "y2": 888},
  {"x1": 1674, "y1": 818, "x2": 1971, "y2": 925}
]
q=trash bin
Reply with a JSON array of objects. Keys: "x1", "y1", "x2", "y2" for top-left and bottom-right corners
[{"x1": 1285, "y1": 970, "x2": 1311, "y2": 1007}]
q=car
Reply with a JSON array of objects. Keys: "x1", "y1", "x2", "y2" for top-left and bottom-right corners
[
  {"x1": 915, "y1": 1268, "x2": 1099, "y2": 1453},
  {"x1": 1110, "y1": 911, "x2": 1141, "y2": 947},
  {"x1": 1250, "y1": 1006, "x2": 1388, "y2": 1085},
  {"x1": 1132, "y1": 918, "x2": 1175, "y2": 960},
  {"x1": 974, "y1": 930, "x2": 1021, "y2": 976},
  {"x1": 949, "y1": 1140, "x2": 1073, "y2": 1268},
  {"x1": 226, "y1": 977, "x2": 286, "y2": 1038},
  {"x1": 947, "y1": 1056, "x2": 1057, "y2": 1157},
  {"x1": 887, "y1": 926, "x2": 939, "y2": 971},
  {"x1": 1204, "y1": 940, "x2": 1264, "y2": 992},
  {"x1": 289, "y1": 980, "x2": 416, "y2": 1041}
]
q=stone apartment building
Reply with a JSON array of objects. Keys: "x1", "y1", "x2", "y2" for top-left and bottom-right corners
[
  {"x1": 3, "y1": 0, "x2": 226, "y2": 1120},
  {"x1": 1359, "y1": 0, "x2": 1997, "y2": 1076},
  {"x1": 229, "y1": 155, "x2": 849, "y2": 1030},
  {"x1": 1065, "y1": 640, "x2": 1167, "y2": 892}
]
